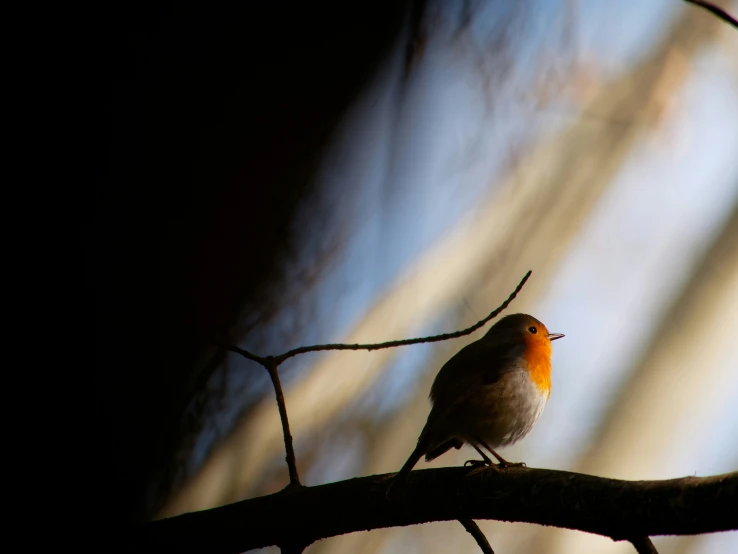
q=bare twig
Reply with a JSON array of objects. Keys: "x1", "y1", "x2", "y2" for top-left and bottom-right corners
[
  {"x1": 630, "y1": 536, "x2": 659, "y2": 554},
  {"x1": 684, "y1": 0, "x2": 738, "y2": 28},
  {"x1": 265, "y1": 358, "x2": 301, "y2": 488},
  {"x1": 132, "y1": 468, "x2": 737, "y2": 553},
  {"x1": 222, "y1": 344, "x2": 266, "y2": 365},
  {"x1": 270, "y1": 270, "x2": 531, "y2": 363},
  {"x1": 460, "y1": 518, "x2": 495, "y2": 554},
  {"x1": 223, "y1": 270, "x2": 531, "y2": 365}
]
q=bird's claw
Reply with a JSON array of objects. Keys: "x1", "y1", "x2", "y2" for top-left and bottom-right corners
[{"x1": 464, "y1": 459, "x2": 493, "y2": 468}]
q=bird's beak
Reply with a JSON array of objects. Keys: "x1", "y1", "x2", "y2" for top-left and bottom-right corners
[{"x1": 547, "y1": 333, "x2": 565, "y2": 341}]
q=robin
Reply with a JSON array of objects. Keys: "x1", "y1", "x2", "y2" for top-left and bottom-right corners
[{"x1": 391, "y1": 313, "x2": 564, "y2": 489}]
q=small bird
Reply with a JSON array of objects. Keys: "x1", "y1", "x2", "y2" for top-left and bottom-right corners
[{"x1": 391, "y1": 313, "x2": 564, "y2": 489}]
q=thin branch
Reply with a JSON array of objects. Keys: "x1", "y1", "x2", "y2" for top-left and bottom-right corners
[
  {"x1": 684, "y1": 0, "x2": 738, "y2": 28},
  {"x1": 630, "y1": 537, "x2": 659, "y2": 554},
  {"x1": 460, "y1": 518, "x2": 495, "y2": 554},
  {"x1": 222, "y1": 344, "x2": 266, "y2": 365},
  {"x1": 223, "y1": 269, "x2": 531, "y2": 367},
  {"x1": 131, "y1": 468, "x2": 737, "y2": 553},
  {"x1": 220, "y1": 271, "x2": 531, "y2": 487},
  {"x1": 270, "y1": 270, "x2": 532, "y2": 363},
  {"x1": 265, "y1": 358, "x2": 301, "y2": 488}
]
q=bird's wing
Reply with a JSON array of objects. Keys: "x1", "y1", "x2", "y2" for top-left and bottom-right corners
[{"x1": 424, "y1": 338, "x2": 525, "y2": 430}]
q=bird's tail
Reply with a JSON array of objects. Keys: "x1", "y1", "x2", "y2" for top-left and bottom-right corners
[
  {"x1": 386, "y1": 442, "x2": 426, "y2": 497},
  {"x1": 424, "y1": 438, "x2": 462, "y2": 462}
]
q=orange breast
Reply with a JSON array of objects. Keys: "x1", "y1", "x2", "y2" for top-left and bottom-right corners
[{"x1": 523, "y1": 336, "x2": 552, "y2": 397}]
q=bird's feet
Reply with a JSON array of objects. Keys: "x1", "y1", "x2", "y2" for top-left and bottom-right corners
[{"x1": 464, "y1": 459, "x2": 495, "y2": 477}]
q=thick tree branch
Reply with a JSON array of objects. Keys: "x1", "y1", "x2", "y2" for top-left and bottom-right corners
[
  {"x1": 684, "y1": 0, "x2": 738, "y2": 28},
  {"x1": 132, "y1": 467, "x2": 737, "y2": 553}
]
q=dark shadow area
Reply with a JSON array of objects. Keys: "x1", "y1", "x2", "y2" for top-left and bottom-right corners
[{"x1": 92, "y1": 0, "x2": 411, "y2": 537}]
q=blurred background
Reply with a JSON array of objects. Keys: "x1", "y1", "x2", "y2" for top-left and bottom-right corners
[{"x1": 97, "y1": 1, "x2": 738, "y2": 553}]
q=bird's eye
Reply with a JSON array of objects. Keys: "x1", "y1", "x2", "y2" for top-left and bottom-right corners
[{"x1": 528, "y1": 326, "x2": 537, "y2": 334}]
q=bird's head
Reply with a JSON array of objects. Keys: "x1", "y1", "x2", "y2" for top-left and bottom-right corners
[
  {"x1": 486, "y1": 313, "x2": 564, "y2": 395},
  {"x1": 485, "y1": 313, "x2": 564, "y2": 343}
]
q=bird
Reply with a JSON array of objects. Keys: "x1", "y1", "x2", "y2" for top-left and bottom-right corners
[{"x1": 389, "y1": 313, "x2": 564, "y2": 491}]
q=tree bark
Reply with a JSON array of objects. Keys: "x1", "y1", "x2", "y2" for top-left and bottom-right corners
[{"x1": 131, "y1": 467, "x2": 737, "y2": 553}]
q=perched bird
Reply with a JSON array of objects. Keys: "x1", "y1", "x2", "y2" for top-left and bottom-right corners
[{"x1": 391, "y1": 313, "x2": 564, "y2": 489}]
